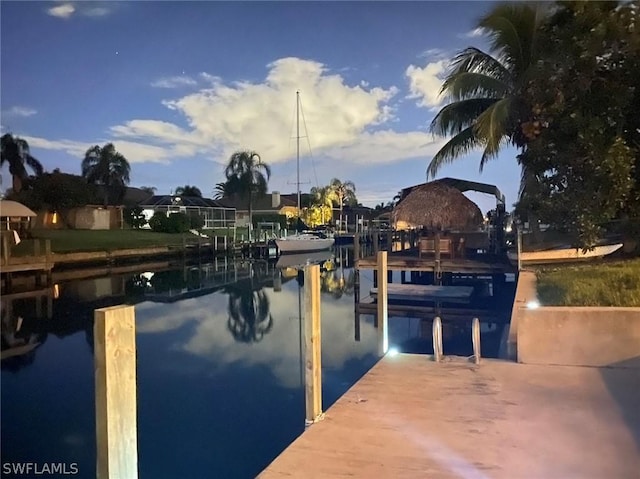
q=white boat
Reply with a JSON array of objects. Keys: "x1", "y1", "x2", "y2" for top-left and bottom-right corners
[
  {"x1": 276, "y1": 91, "x2": 335, "y2": 255},
  {"x1": 276, "y1": 233, "x2": 334, "y2": 254},
  {"x1": 507, "y1": 243, "x2": 623, "y2": 265}
]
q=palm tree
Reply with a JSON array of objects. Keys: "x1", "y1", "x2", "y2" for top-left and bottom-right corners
[
  {"x1": 213, "y1": 181, "x2": 233, "y2": 199},
  {"x1": 1, "y1": 133, "x2": 44, "y2": 193},
  {"x1": 81, "y1": 143, "x2": 131, "y2": 205},
  {"x1": 174, "y1": 185, "x2": 202, "y2": 197},
  {"x1": 224, "y1": 276, "x2": 274, "y2": 343},
  {"x1": 328, "y1": 178, "x2": 356, "y2": 231},
  {"x1": 310, "y1": 185, "x2": 336, "y2": 225},
  {"x1": 223, "y1": 150, "x2": 270, "y2": 239},
  {"x1": 428, "y1": 3, "x2": 548, "y2": 177}
]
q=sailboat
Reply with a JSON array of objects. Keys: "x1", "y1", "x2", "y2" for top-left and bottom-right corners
[{"x1": 275, "y1": 91, "x2": 335, "y2": 255}]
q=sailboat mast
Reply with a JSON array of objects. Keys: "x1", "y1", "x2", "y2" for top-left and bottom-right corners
[{"x1": 296, "y1": 90, "x2": 301, "y2": 217}]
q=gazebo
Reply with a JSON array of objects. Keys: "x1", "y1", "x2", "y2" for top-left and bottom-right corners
[
  {"x1": 392, "y1": 181, "x2": 484, "y2": 231},
  {"x1": 0, "y1": 200, "x2": 37, "y2": 232}
]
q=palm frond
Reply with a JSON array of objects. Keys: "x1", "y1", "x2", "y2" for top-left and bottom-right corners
[
  {"x1": 430, "y1": 98, "x2": 498, "y2": 137},
  {"x1": 473, "y1": 97, "x2": 514, "y2": 162},
  {"x1": 445, "y1": 47, "x2": 512, "y2": 87},
  {"x1": 25, "y1": 155, "x2": 44, "y2": 177},
  {"x1": 427, "y1": 126, "x2": 481, "y2": 178},
  {"x1": 441, "y1": 72, "x2": 511, "y2": 102}
]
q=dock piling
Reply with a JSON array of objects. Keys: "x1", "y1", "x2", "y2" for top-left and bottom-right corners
[
  {"x1": 94, "y1": 305, "x2": 138, "y2": 479},
  {"x1": 376, "y1": 251, "x2": 388, "y2": 355},
  {"x1": 472, "y1": 317, "x2": 481, "y2": 364},
  {"x1": 433, "y1": 316, "x2": 443, "y2": 362},
  {"x1": 304, "y1": 264, "x2": 323, "y2": 425}
]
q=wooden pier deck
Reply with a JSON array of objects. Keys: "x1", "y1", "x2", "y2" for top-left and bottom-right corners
[{"x1": 260, "y1": 354, "x2": 640, "y2": 478}]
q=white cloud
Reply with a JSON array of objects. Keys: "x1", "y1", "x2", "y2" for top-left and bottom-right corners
[
  {"x1": 405, "y1": 60, "x2": 448, "y2": 109},
  {"x1": 151, "y1": 76, "x2": 198, "y2": 88},
  {"x1": 27, "y1": 57, "x2": 448, "y2": 167},
  {"x1": 84, "y1": 7, "x2": 110, "y2": 17},
  {"x1": 46, "y1": 2, "x2": 113, "y2": 19},
  {"x1": 323, "y1": 129, "x2": 447, "y2": 165},
  {"x1": 117, "y1": 57, "x2": 400, "y2": 165},
  {"x1": 47, "y1": 3, "x2": 75, "y2": 18},
  {"x1": 22, "y1": 135, "x2": 174, "y2": 164},
  {"x1": 22, "y1": 136, "x2": 90, "y2": 156},
  {"x1": 2, "y1": 106, "x2": 37, "y2": 118}
]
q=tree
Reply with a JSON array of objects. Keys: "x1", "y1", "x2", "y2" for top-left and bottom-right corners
[
  {"x1": 223, "y1": 150, "x2": 270, "y2": 239},
  {"x1": 174, "y1": 185, "x2": 202, "y2": 197},
  {"x1": 310, "y1": 185, "x2": 336, "y2": 225},
  {"x1": 213, "y1": 181, "x2": 232, "y2": 199},
  {"x1": 515, "y1": 1, "x2": 639, "y2": 248},
  {"x1": 428, "y1": 3, "x2": 548, "y2": 177},
  {"x1": 81, "y1": 143, "x2": 131, "y2": 206},
  {"x1": 10, "y1": 170, "x2": 96, "y2": 227},
  {"x1": 1, "y1": 133, "x2": 44, "y2": 193},
  {"x1": 328, "y1": 178, "x2": 357, "y2": 229}
]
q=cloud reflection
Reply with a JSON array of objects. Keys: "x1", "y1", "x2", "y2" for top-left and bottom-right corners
[{"x1": 135, "y1": 282, "x2": 377, "y2": 389}]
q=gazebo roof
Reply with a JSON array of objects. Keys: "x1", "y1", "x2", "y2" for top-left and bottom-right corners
[
  {"x1": 0, "y1": 200, "x2": 37, "y2": 217},
  {"x1": 392, "y1": 181, "x2": 484, "y2": 230}
]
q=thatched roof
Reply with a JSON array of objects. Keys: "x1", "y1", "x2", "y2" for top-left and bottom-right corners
[
  {"x1": 392, "y1": 181, "x2": 483, "y2": 230},
  {"x1": 0, "y1": 200, "x2": 37, "y2": 217}
]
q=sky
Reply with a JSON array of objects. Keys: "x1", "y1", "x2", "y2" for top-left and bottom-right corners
[{"x1": 0, "y1": 0, "x2": 522, "y2": 213}]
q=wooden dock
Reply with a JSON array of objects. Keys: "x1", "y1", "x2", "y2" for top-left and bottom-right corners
[
  {"x1": 357, "y1": 253, "x2": 512, "y2": 274},
  {"x1": 370, "y1": 284, "x2": 474, "y2": 302},
  {"x1": 260, "y1": 354, "x2": 640, "y2": 478}
]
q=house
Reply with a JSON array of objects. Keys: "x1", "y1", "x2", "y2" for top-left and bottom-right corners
[
  {"x1": 331, "y1": 205, "x2": 376, "y2": 231},
  {"x1": 139, "y1": 195, "x2": 235, "y2": 229},
  {"x1": 222, "y1": 192, "x2": 300, "y2": 226}
]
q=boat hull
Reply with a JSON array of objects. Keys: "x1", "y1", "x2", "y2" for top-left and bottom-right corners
[
  {"x1": 507, "y1": 243, "x2": 623, "y2": 265},
  {"x1": 275, "y1": 238, "x2": 334, "y2": 254}
]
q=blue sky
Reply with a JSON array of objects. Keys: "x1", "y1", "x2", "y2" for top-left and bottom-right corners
[{"x1": 1, "y1": 1, "x2": 521, "y2": 213}]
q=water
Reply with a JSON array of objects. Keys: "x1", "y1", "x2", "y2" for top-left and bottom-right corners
[{"x1": 1, "y1": 247, "x2": 514, "y2": 478}]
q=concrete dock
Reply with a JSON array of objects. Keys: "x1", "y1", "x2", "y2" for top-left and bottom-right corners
[{"x1": 260, "y1": 354, "x2": 640, "y2": 478}]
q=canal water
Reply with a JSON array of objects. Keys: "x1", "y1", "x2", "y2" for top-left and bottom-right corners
[{"x1": 1, "y1": 247, "x2": 514, "y2": 478}]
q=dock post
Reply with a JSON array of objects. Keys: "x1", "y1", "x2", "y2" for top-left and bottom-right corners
[
  {"x1": 353, "y1": 233, "x2": 360, "y2": 264},
  {"x1": 376, "y1": 251, "x2": 388, "y2": 355},
  {"x1": 387, "y1": 230, "x2": 393, "y2": 252},
  {"x1": 94, "y1": 305, "x2": 138, "y2": 479},
  {"x1": 354, "y1": 270, "x2": 361, "y2": 341},
  {"x1": 304, "y1": 264, "x2": 323, "y2": 425},
  {"x1": 472, "y1": 317, "x2": 481, "y2": 364},
  {"x1": 373, "y1": 233, "x2": 379, "y2": 255},
  {"x1": 433, "y1": 316, "x2": 443, "y2": 362},
  {"x1": 45, "y1": 240, "x2": 52, "y2": 286},
  {"x1": 214, "y1": 235, "x2": 218, "y2": 254},
  {"x1": 516, "y1": 226, "x2": 522, "y2": 272}
]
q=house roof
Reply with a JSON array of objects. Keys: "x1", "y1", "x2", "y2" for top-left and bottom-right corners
[
  {"x1": 0, "y1": 200, "x2": 37, "y2": 217},
  {"x1": 140, "y1": 195, "x2": 234, "y2": 209},
  {"x1": 221, "y1": 193, "x2": 297, "y2": 211}
]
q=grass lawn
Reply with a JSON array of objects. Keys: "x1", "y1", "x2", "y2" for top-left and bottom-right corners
[
  {"x1": 15, "y1": 229, "x2": 193, "y2": 254},
  {"x1": 536, "y1": 258, "x2": 640, "y2": 307}
]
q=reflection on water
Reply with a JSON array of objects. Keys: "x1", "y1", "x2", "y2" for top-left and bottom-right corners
[
  {"x1": 1, "y1": 246, "x2": 515, "y2": 478},
  {"x1": 1, "y1": 249, "x2": 379, "y2": 479}
]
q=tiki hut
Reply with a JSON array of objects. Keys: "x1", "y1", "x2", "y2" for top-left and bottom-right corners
[{"x1": 392, "y1": 181, "x2": 484, "y2": 231}]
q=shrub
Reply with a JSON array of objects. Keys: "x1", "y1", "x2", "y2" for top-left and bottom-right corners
[
  {"x1": 188, "y1": 211, "x2": 205, "y2": 230},
  {"x1": 149, "y1": 212, "x2": 169, "y2": 232},
  {"x1": 124, "y1": 206, "x2": 147, "y2": 229},
  {"x1": 167, "y1": 212, "x2": 191, "y2": 233}
]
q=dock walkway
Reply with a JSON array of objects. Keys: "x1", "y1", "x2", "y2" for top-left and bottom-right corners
[{"x1": 260, "y1": 354, "x2": 640, "y2": 478}]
